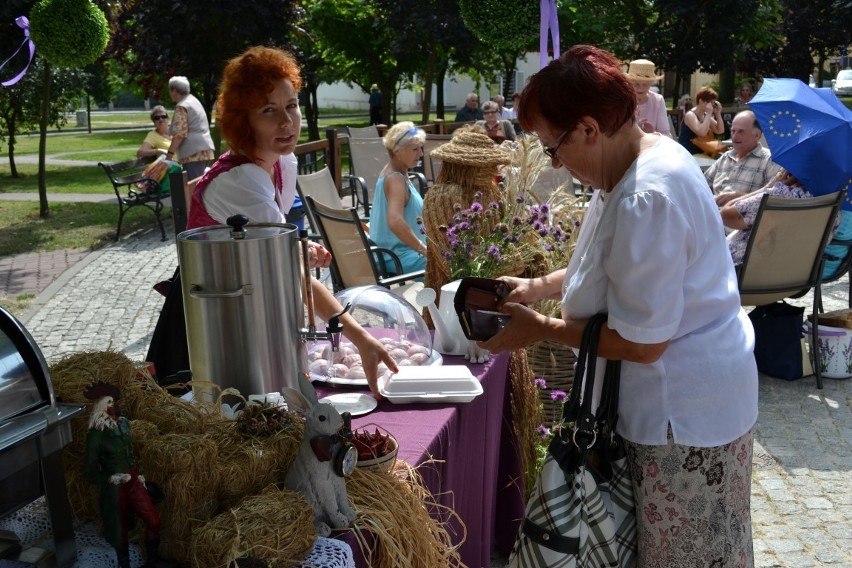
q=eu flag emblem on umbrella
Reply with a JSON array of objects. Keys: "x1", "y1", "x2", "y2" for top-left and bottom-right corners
[{"x1": 750, "y1": 78, "x2": 852, "y2": 210}]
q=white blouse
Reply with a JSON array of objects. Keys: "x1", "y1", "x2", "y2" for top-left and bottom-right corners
[
  {"x1": 561, "y1": 136, "x2": 758, "y2": 447},
  {"x1": 201, "y1": 154, "x2": 297, "y2": 224}
]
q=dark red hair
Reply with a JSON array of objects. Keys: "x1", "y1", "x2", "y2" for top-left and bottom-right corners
[
  {"x1": 518, "y1": 45, "x2": 635, "y2": 137},
  {"x1": 217, "y1": 46, "x2": 302, "y2": 163}
]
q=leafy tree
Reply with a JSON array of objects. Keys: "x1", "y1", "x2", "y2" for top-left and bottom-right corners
[
  {"x1": 459, "y1": 0, "x2": 539, "y2": 99},
  {"x1": 0, "y1": 57, "x2": 84, "y2": 176},
  {"x1": 108, "y1": 0, "x2": 301, "y2": 115},
  {"x1": 26, "y1": 0, "x2": 109, "y2": 218},
  {"x1": 754, "y1": 0, "x2": 852, "y2": 82},
  {"x1": 307, "y1": 0, "x2": 405, "y2": 126}
]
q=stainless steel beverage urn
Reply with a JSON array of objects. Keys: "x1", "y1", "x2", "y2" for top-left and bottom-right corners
[{"x1": 177, "y1": 215, "x2": 306, "y2": 398}]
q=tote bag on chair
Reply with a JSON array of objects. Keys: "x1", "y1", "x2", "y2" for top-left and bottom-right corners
[{"x1": 509, "y1": 314, "x2": 637, "y2": 568}]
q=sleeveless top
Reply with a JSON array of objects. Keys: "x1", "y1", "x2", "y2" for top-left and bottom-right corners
[
  {"x1": 368, "y1": 171, "x2": 426, "y2": 274},
  {"x1": 676, "y1": 110, "x2": 703, "y2": 155}
]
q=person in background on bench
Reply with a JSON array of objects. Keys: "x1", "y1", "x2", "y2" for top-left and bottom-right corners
[
  {"x1": 165, "y1": 76, "x2": 215, "y2": 180},
  {"x1": 136, "y1": 105, "x2": 173, "y2": 159}
]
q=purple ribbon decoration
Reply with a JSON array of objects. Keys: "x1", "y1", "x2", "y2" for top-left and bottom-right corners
[
  {"x1": 539, "y1": 0, "x2": 560, "y2": 69},
  {"x1": 1, "y1": 16, "x2": 36, "y2": 87}
]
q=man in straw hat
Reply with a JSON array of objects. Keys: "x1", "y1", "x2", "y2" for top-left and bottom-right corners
[
  {"x1": 625, "y1": 58, "x2": 672, "y2": 137},
  {"x1": 84, "y1": 382, "x2": 160, "y2": 568}
]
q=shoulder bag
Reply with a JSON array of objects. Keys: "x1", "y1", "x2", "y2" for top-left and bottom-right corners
[{"x1": 509, "y1": 314, "x2": 637, "y2": 568}]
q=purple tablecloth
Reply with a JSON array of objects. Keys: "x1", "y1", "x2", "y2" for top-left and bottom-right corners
[{"x1": 315, "y1": 351, "x2": 525, "y2": 568}]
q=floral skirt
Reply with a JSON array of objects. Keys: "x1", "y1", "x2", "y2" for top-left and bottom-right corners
[{"x1": 624, "y1": 429, "x2": 754, "y2": 568}]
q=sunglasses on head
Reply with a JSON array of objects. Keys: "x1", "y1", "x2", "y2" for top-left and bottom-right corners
[{"x1": 153, "y1": 115, "x2": 168, "y2": 121}]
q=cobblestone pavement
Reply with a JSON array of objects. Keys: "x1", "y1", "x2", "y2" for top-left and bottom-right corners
[{"x1": 10, "y1": 220, "x2": 852, "y2": 568}]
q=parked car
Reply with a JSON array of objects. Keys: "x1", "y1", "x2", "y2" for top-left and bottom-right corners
[{"x1": 832, "y1": 69, "x2": 852, "y2": 96}]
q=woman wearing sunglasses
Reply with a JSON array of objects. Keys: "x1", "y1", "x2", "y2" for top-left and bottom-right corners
[{"x1": 136, "y1": 105, "x2": 173, "y2": 159}]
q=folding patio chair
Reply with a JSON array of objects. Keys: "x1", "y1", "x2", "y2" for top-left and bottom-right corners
[
  {"x1": 345, "y1": 125, "x2": 380, "y2": 139},
  {"x1": 296, "y1": 167, "x2": 364, "y2": 237},
  {"x1": 421, "y1": 134, "x2": 452, "y2": 185},
  {"x1": 737, "y1": 191, "x2": 843, "y2": 389},
  {"x1": 303, "y1": 195, "x2": 424, "y2": 292},
  {"x1": 345, "y1": 138, "x2": 427, "y2": 216}
]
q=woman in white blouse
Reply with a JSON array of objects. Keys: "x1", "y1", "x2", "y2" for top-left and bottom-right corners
[{"x1": 482, "y1": 45, "x2": 757, "y2": 567}]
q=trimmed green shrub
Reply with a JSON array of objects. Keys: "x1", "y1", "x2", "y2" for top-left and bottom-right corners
[{"x1": 29, "y1": 0, "x2": 109, "y2": 68}]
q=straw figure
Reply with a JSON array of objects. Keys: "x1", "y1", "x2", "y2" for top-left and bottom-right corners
[
  {"x1": 422, "y1": 125, "x2": 512, "y2": 291},
  {"x1": 83, "y1": 382, "x2": 161, "y2": 568},
  {"x1": 421, "y1": 126, "x2": 539, "y2": 492}
]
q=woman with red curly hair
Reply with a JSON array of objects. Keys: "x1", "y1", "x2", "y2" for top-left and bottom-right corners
[{"x1": 148, "y1": 47, "x2": 397, "y2": 398}]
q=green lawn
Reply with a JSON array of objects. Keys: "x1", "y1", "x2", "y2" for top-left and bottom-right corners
[
  {"x1": 0, "y1": 200, "x2": 169, "y2": 257},
  {"x1": 0, "y1": 163, "x2": 112, "y2": 194}
]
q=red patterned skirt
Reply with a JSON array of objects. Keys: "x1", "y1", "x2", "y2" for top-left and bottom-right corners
[{"x1": 624, "y1": 429, "x2": 754, "y2": 568}]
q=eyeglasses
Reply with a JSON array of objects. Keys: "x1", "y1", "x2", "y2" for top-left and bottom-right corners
[
  {"x1": 153, "y1": 115, "x2": 168, "y2": 121},
  {"x1": 483, "y1": 110, "x2": 497, "y2": 115},
  {"x1": 543, "y1": 130, "x2": 569, "y2": 159}
]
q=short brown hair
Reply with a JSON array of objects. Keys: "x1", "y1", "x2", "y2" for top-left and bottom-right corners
[
  {"x1": 695, "y1": 86, "x2": 718, "y2": 105},
  {"x1": 217, "y1": 46, "x2": 302, "y2": 163},
  {"x1": 518, "y1": 45, "x2": 635, "y2": 137}
]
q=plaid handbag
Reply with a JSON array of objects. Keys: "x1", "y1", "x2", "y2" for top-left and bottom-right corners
[{"x1": 509, "y1": 314, "x2": 637, "y2": 568}]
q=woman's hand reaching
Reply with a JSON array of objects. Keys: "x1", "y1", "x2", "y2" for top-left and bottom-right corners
[
  {"x1": 349, "y1": 333, "x2": 398, "y2": 399},
  {"x1": 307, "y1": 242, "x2": 332, "y2": 269}
]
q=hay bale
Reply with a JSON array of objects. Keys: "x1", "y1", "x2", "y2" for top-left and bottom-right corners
[
  {"x1": 190, "y1": 486, "x2": 315, "y2": 568},
  {"x1": 347, "y1": 463, "x2": 464, "y2": 568},
  {"x1": 139, "y1": 433, "x2": 219, "y2": 563},
  {"x1": 202, "y1": 416, "x2": 301, "y2": 511},
  {"x1": 134, "y1": 390, "x2": 207, "y2": 435}
]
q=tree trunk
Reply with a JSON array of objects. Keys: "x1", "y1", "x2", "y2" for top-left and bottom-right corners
[
  {"x1": 502, "y1": 52, "x2": 518, "y2": 100},
  {"x1": 86, "y1": 93, "x2": 92, "y2": 134},
  {"x1": 719, "y1": 67, "x2": 735, "y2": 105},
  {"x1": 7, "y1": 115, "x2": 18, "y2": 178},
  {"x1": 420, "y1": 51, "x2": 435, "y2": 125},
  {"x1": 302, "y1": 69, "x2": 320, "y2": 141},
  {"x1": 38, "y1": 62, "x2": 51, "y2": 219},
  {"x1": 435, "y1": 64, "x2": 447, "y2": 120}
]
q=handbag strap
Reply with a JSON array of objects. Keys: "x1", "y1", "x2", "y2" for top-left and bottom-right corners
[{"x1": 561, "y1": 314, "x2": 608, "y2": 450}]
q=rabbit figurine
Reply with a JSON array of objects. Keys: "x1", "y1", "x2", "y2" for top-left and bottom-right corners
[{"x1": 280, "y1": 378, "x2": 358, "y2": 537}]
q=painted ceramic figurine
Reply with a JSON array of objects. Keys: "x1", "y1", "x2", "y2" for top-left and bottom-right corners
[
  {"x1": 281, "y1": 376, "x2": 358, "y2": 537},
  {"x1": 83, "y1": 382, "x2": 160, "y2": 568}
]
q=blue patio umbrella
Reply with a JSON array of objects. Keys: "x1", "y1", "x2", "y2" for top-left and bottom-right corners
[{"x1": 750, "y1": 78, "x2": 852, "y2": 210}]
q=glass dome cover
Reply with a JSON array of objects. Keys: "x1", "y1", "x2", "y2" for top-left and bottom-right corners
[{"x1": 307, "y1": 286, "x2": 438, "y2": 385}]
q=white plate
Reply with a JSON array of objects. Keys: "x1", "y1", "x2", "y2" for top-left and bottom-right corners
[
  {"x1": 311, "y1": 350, "x2": 443, "y2": 387},
  {"x1": 318, "y1": 393, "x2": 378, "y2": 416}
]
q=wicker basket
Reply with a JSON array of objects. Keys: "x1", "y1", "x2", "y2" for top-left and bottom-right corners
[{"x1": 526, "y1": 339, "x2": 576, "y2": 427}]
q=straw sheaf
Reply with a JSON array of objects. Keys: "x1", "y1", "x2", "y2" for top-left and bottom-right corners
[
  {"x1": 190, "y1": 486, "x2": 316, "y2": 568},
  {"x1": 430, "y1": 130, "x2": 512, "y2": 167},
  {"x1": 139, "y1": 433, "x2": 220, "y2": 563}
]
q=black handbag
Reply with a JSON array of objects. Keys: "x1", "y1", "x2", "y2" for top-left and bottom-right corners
[
  {"x1": 509, "y1": 314, "x2": 637, "y2": 568},
  {"x1": 748, "y1": 301, "x2": 805, "y2": 380}
]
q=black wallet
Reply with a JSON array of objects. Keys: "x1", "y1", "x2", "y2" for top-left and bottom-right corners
[{"x1": 453, "y1": 277, "x2": 512, "y2": 341}]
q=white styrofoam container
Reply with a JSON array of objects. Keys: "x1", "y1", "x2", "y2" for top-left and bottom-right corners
[{"x1": 378, "y1": 365, "x2": 484, "y2": 404}]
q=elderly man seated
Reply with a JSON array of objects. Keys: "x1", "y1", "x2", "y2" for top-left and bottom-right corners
[{"x1": 705, "y1": 110, "x2": 781, "y2": 206}]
